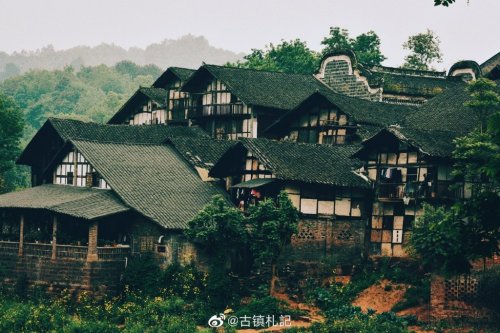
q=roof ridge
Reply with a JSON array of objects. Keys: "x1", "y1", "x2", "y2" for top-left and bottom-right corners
[
  {"x1": 70, "y1": 138, "x2": 164, "y2": 146},
  {"x1": 203, "y1": 63, "x2": 315, "y2": 77}
]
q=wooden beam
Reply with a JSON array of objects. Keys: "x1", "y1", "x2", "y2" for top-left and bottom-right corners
[
  {"x1": 87, "y1": 221, "x2": 98, "y2": 262},
  {"x1": 51, "y1": 216, "x2": 57, "y2": 260},
  {"x1": 18, "y1": 214, "x2": 24, "y2": 257}
]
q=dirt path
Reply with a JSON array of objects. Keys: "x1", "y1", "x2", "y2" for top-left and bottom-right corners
[
  {"x1": 352, "y1": 279, "x2": 408, "y2": 313},
  {"x1": 236, "y1": 293, "x2": 324, "y2": 333}
]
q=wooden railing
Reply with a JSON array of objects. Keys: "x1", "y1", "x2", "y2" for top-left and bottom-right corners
[
  {"x1": 0, "y1": 241, "x2": 19, "y2": 255},
  {"x1": 24, "y1": 243, "x2": 52, "y2": 257},
  {"x1": 0, "y1": 241, "x2": 130, "y2": 261},
  {"x1": 188, "y1": 103, "x2": 246, "y2": 118},
  {"x1": 377, "y1": 181, "x2": 463, "y2": 200},
  {"x1": 56, "y1": 244, "x2": 88, "y2": 260},
  {"x1": 97, "y1": 246, "x2": 130, "y2": 261}
]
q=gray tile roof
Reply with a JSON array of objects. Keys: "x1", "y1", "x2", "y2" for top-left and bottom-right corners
[
  {"x1": 367, "y1": 66, "x2": 465, "y2": 97},
  {"x1": 402, "y1": 82, "x2": 500, "y2": 134},
  {"x1": 183, "y1": 64, "x2": 328, "y2": 111},
  {"x1": 49, "y1": 118, "x2": 209, "y2": 144},
  {"x1": 264, "y1": 90, "x2": 416, "y2": 141},
  {"x1": 138, "y1": 87, "x2": 168, "y2": 105},
  {"x1": 212, "y1": 138, "x2": 369, "y2": 188},
  {"x1": 71, "y1": 140, "x2": 229, "y2": 229},
  {"x1": 0, "y1": 184, "x2": 130, "y2": 220},
  {"x1": 167, "y1": 137, "x2": 236, "y2": 169},
  {"x1": 152, "y1": 67, "x2": 196, "y2": 88}
]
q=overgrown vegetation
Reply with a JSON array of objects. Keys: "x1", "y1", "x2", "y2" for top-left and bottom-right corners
[
  {"x1": 408, "y1": 79, "x2": 500, "y2": 275},
  {"x1": 185, "y1": 192, "x2": 299, "y2": 296}
]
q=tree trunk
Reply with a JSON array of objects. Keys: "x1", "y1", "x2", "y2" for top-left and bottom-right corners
[{"x1": 270, "y1": 263, "x2": 277, "y2": 296}]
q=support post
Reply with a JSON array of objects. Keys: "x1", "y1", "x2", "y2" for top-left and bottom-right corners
[
  {"x1": 51, "y1": 216, "x2": 57, "y2": 260},
  {"x1": 18, "y1": 214, "x2": 24, "y2": 257},
  {"x1": 87, "y1": 221, "x2": 98, "y2": 262}
]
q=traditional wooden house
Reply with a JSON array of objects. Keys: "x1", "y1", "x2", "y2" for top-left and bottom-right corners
[
  {"x1": 180, "y1": 64, "x2": 330, "y2": 139},
  {"x1": 263, "y1": 89, "x2": 416, "y2": 144},
  {"x1": 0, "y1": 119, "x2": 228, "y2": 294},
  {"x1": 352, "y1": 80, "x2": 500, "y2": 257},
  {"x1": 0, "y1": 51, "x2": 497, "y2": 294},
  {"x1": 107, "y1": 67, "x2": 195, "y2": 125},
  {"x1": 209, "y1": 138, "x2": 371, "y2": 265}
]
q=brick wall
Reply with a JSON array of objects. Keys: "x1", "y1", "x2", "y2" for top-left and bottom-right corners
[
  {"x1": 283, "y1": 217, "x2": 365, "y2": 265},
  {"x1": 0, "y1": 252, "x2": 125, "y2": 296},
  {"x1": 318, "y1": 57, "x2": 381, "y2": 101},
  {"x1": 430, "y1": 275, "x2": 492, "y2": 320}
]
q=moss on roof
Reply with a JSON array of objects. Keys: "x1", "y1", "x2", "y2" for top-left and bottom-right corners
[
  {"x1": 167, "y1": 137, "x2": 236, "y2": 169},
  {"x1": 152, "y1": 67, "x2": 196, "y2": 88},
  {"x1": 212, "y1": 138, "x2": 369, "y2": 188},
  {"x1": 0, "y1": 184, "x2": 129, "y2": 220},
  {"x1": 71, "y1": 140, "x2": 229, "y2": 229},
  {"x1": 183, "y1": 65, "x2": 328, "y2": 111},
  {"x1": 138, "y1": 87, "x2": 168, "y2": 105},
  {"x1": 367, "y1": 67, "x2": 464, "y2": 97}
]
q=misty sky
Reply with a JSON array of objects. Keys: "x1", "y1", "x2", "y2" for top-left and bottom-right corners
[{"x1": 1, "y1": 0, "x2": 498, "y2": 69}]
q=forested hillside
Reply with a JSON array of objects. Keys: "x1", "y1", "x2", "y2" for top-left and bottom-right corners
[
  {"x1": 0, "y1": 61, "x2": 163, "y2": 144},
  {"x1": 0, "y1": 35, "x2": 243, "y2": 81}
]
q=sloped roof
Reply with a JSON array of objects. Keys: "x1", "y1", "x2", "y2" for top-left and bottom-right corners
[
  {"x1": 167, "y1": 137, "x2": 236, "y2": 169},
  {"x1": 170, "y1": 67, "x2": 197, "y2": 82},
  {"x1": 402, "y1": 83, "x2": 492, "y2": 133},
  {"x1": 355, "y1": 126, "x2": 462, "y2": 159},
  {"x1": 183, "y1": 65, "x2": 328, "y2": 111},
  {"x1": 481, "y1": 52, "x2": 500, "y2": 76},
  {"x1": 211, "y1": 138, "x2": 369, "y2": 188},
  {"x1": 71, "y1": 140, "x2": 228, "y2": 229},
  {"x1": 264, "y1": 90, "x2": 416, "y2": 140},
  {"x1": 138, "y1": 87, "x2": 167, "y2": 105},
  {"x1": 387, "y1": 126, "x2": 459, "y2": 157},
  {"x1": 0, "y1": 184, "x2": 130, "y2": 220},
  {"x1": 19, "y1": 118, "x2": 209, "y2": 167},
  {"x1": 375, "y1": 72, "x2": 463, "y2": 97},
  {"x1": 152, "y1": 67, "x2": 196, "y2": 88},
  {"x1": 50, "y1": 118, "x2": 208, "y2": 143}
]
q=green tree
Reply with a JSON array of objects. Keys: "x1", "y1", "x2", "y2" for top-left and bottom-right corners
[
  {"x1": 247, "y1": 192, "x2": 299, "y2": 295},
  {"x1": 411, "y1": 80, "x2": 500, "y2": 275},
  {"x1": 321, "y1": 27, "x2": 386, "y2": 67},
  {"x1": 0, "y1": 92, "x2": 24, "y2": 193},
  {"x1": 402, "y1": 29, "x2": 443, "y2": 70},
  {"x1": 464, "y1": 78, "x2": 500, "y2": 133},
  {"x1": 434, "y1": 0, "x2": 456, "y2": 6},
  {"x1": 408, "y1": 205, "x2": 470, "y2": 274},
  {"x1": 185, "y1": 195, "x2": 246, "y2": 307},
  {"x1": 229, "y1": 39, "x2": 319, "y2": 74}
]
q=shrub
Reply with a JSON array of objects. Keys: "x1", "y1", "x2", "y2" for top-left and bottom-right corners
[
  {"x1": 160, "y1": 263, "x2": 207, "y2": 301},
  {"x1": 474, "y1": 267, "x2": 500, "y2": 315},
  {"x1": 122, "y1": 253, "x2": 162, "y2": 296}
]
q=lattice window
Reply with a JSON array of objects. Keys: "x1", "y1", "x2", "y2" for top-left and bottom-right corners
[
  {"x1": 444, "y1": 276, "x2": 479, "y2": 302},
  {"x1": 337, "y1": 228, "x2": 352, "y2": 241},
  {"x1": 296, "y1": 228, "x2": 315, "y2": 240}
]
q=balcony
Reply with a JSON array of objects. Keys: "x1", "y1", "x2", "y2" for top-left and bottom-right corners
[
  {"x1": 188, "y1": 104, "x2": 246, "y2": 118},
  {"x1": 377, "y1": 180, "x2": 463, "y2": 201},
  {"x1": 0, "y1": 241, "x2": 130, "y2": 261}
]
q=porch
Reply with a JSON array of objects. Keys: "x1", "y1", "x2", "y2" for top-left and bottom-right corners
[
  {"x1": 0, "y1": 185, "x2": 132, "y2": 263},
  {"x1": 0, "y1": 241, "x2": 130, "y2": 261}
]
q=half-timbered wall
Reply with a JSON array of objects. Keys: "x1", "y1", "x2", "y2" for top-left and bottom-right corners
[
  {"x1": 287, "y1": 106, "x2": 357, "y2": 145},
  {"x1": 284, "y1": 184, "x2": 365, "y2": 217},
  {"x1": 128, "y1": 100, "x2": 167, "y2": 125},
  {"x1": 53, "y1": 149, "x2": 110, "y2": 189},
  {"x1": 365, "y1": 145, "x2": 466, "y2": 257},
  {"x1": 241, "y1": 151, "x2": 275, "y2": 182},
  {"x1": 189, "y1": 79, "x2": 253, "y2": 140},
  {"x1": 167, "y1": 80, "x2": 190, "y2": 122}
]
